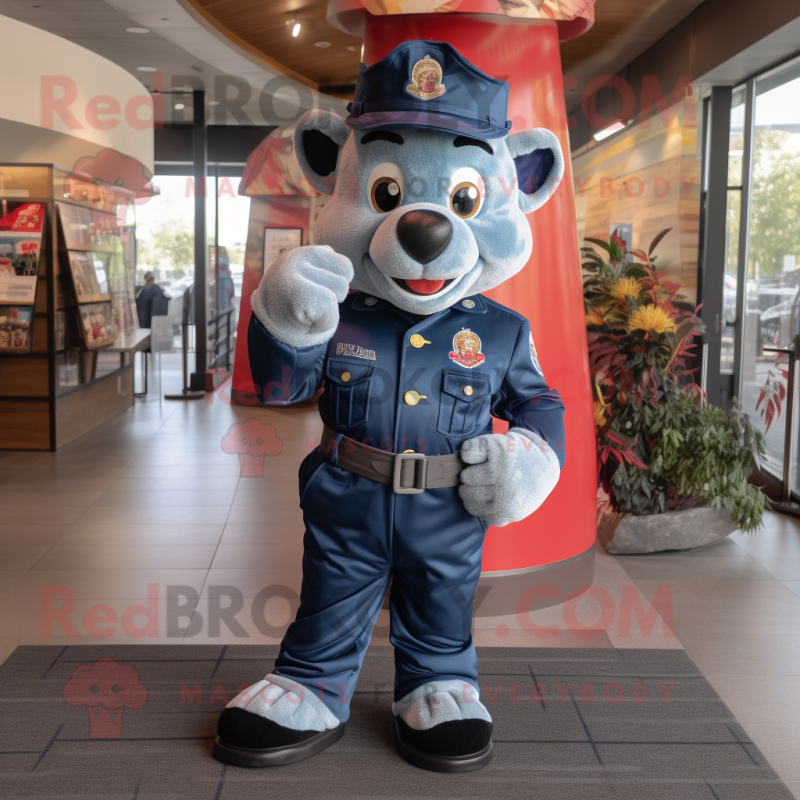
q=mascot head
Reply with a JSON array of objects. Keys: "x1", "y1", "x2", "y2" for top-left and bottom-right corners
[{"x1": 293, "y1": 40, "x2": 564, "y2": 315}]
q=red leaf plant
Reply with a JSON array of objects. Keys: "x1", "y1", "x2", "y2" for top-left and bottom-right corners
[{"x1": 755, "y1": 356, "x2": 789, "y2": 434}]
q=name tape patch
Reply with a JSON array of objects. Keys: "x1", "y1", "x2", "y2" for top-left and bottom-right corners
[{"x1": 335, "y1": 342, "x2": 377, "y2": 361}]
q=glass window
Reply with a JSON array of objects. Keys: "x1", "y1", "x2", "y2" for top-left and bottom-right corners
[
  {"x1": 134, "y1": 171, "x2": 250, "y2": 370},
  {"x1": 135, "y1": 175, "x2": 197, "y2": 286},
  {"x1": 720, "y1": 89, "x2": 747, "y2": 376},
  {"x1": 210, "y1": 174, "x2": 250, "y2": 328},
  {"x1": 739, "y1": 64, "x2": 800, "y2": 477}
]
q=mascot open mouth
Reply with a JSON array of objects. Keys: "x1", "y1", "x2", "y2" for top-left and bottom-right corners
[
  {"x1": 361, "y1": 253, "x2": 484, "y2": 311},
  {"x1": 391, "y1": 277, "x2": 456, "y2": 296}
]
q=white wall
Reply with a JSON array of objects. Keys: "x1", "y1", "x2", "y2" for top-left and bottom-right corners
[{"x1": 0, "y1": 15, "x2": 153, "y2": 172}]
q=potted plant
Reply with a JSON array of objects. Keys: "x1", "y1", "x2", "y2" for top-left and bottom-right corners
[{"x1": 583, "y1": 230, "x2": 768, "y2": 554}]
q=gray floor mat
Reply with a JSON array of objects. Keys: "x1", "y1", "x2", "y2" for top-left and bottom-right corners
[{"x1": 0, "y1": 644, "x2": 792, "y2": 799}]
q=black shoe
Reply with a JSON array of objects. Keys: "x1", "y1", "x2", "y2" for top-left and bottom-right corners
[
  {"x1": 393, "y1": 716, "x2": 493, "y2": 773},
  {"x1": 214, "y1": 707, "x2": 345, "y2": 768}
]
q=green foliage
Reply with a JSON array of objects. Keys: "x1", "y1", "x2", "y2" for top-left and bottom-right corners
[
  {"x1": 585, "y1": 231, "x2": 769, "y2": 531},
  {"x1": 727, "y1": 130, "x2": 800, "y2": 277},
  {"x1": 154, "y1": 223, "x2": 194, "y2": 275},
  {"x1": 610, "y1": 396, "x2": 767, "y2": 532},
  {"x1": 138, "y1": 223, "x2": 194, "y2": 278}
]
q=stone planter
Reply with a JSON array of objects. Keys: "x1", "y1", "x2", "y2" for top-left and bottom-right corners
[{"x1": 597, "y1": 506, "x2": 738, "y2": 555}]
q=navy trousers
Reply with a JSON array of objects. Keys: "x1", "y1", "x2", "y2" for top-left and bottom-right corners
[{"x1": 272, "y1": 446, "x2": 486, "y2": 722}]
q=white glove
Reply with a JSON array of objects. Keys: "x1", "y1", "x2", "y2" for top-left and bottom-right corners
[
  {"x1": 459, "y1": 429, "x2": 561, "y2": 527},
  {"x1": 251, "y1": 245, "x2": 353, "y2": 348}
]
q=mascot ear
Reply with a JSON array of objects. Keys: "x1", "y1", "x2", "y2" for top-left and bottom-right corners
[
  {"x1": 293, "y1": 109, "x2": 351, "y2": 195},
  {"x1": 506, "y1": 128, "x2": 565, "y2": 214}
]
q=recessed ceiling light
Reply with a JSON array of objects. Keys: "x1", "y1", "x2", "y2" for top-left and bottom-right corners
[
  {"x1": 292, "y1": 21, "x2": 301, "y2": 37},
  {"x1": 315, "y1": 41, "x2": 331, "y2": 48},
  {"x1": 208, "y1": 101, "x2": 220, "y2": 106},
  {"x1": 593, "y1": 119, "x2": 630, "y2": 142},
  {"x1": 137, "y1": 66, "x2": 157, "y2": 72},
  {"x1": 126, "y1": 27, "x2": 149, "y2": 34},
  {"x1": 347, "y1": 45, "x2": 358, "y2": 51},
  {"x1": 175, "y1": 103, "x2": 185, "y2": 110}
]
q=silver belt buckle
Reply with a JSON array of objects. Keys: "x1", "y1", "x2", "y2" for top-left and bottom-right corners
[{"x1": 393, "y1": 452, "x2": 427, "y2": 494}]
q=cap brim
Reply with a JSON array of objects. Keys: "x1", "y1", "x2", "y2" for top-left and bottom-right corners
[{"x1": 345, "y1": 110, "x2": 508, "y2": 141}]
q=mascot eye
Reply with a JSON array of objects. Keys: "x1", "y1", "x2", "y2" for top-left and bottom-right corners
[
  {"x1": 448, "y1": 167, "x2": 485, "y2": 219},
  {"x1": 111, "y1": 684, "x2": 122, "y2": 694},
  {"x1": 450, "y1": 182, "x2": 481, "y2": 219},
  {"x1": 366, "y1": 161, "x2": 405, "y2": 214},
  {"x1": 90, "y1": 684, "x2": 100, "y2": 694},
  {"x1": 371, "y1": 178, "x2": 402, "y2": 213}
]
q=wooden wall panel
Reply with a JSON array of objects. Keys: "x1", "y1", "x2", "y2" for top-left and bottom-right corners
[
  {"x1": 31, "y1": 317, "x2": 48, "y2": 353},
  {"x1": 56, "y1": 366, "x2": 133, "y2": 448},
  {"x1": 0, "y1": 358, "x2": 49, "y2": 397},
  {"x1": 573, "y1": 102, "x2": 701, "y2": 302},
  {"x1": 35, "y1": 285, "x2": 47, "y2": 314},
  {"x1": 0, "y1": 398, "x2": 50, "y2": 449}
]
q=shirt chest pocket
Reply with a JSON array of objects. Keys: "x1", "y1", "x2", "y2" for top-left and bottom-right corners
[
  {"x1": 436, "y1": 370, "x2": 492, "y2": 437},
  {"x1": 325, "y1": 358, "x2": 375, "y2": 430}
]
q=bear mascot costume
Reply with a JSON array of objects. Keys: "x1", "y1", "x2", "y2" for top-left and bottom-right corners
[{"x1": 214, "y1": 40, "x2": 566, "y2": 773}]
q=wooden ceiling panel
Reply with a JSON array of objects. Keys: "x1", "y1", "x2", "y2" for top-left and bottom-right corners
[
  {"x1": 190, "y1": 0, "x2": 363, "y2": 91},
  {"x1": 189, "y1": 0, "x2": 705, "y2": 100}
]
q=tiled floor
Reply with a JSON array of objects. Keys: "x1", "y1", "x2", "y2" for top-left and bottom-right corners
[{"x1": 0, "y1": 359, "x2": 798, "y2": 796}]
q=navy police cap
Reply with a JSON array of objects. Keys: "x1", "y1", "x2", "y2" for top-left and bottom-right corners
[{"x1": 346, "y1": 40, "x2": 511, "y2": 141}]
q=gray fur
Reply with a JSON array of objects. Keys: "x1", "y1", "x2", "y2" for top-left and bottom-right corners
[
  {"x1": 225, "y1": 673, "x2": 340, "y2": 731},
  {"x1": 293, "y1": 110, "x2": 351, "y2": 195},
  {"x1": 250, "y1": 244, "x2": 353, "y2": 347},
  {"x1": 292, "y1": 113, "x2": 563, "y2": 316},
  {"x1": 253, "y1": 114, "x2": 565, "y2": 732},
  {"x1": 506, "y1": 127, "x2": 565, "y2": 214},
  {"x1": 392, "y1": 680, "x2": 491, "y2": 731},
  {"x1": 458, "y1": 429, "x2": 561, "y2": 528}
]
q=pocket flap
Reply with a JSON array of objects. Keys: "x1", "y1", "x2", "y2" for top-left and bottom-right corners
[
  {"x1": 440, "y1": 370, "x2": 491, "y2": 401},
  {"x1": 326, "y1": 358, "x2": 375, "y2": 387}
]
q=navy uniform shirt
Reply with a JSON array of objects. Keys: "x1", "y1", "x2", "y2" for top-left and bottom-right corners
[{"x1": 248, "y1": 292, "x2": 566, "y2": 467}]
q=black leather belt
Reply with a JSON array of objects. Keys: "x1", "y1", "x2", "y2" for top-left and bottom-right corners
[{"x1": 320, "y1": 424, "x2": 463, "y2": 494}]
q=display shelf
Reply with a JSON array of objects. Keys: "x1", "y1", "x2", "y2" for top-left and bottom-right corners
[{"x1": 0, "y1": 163, "x2": 141, "y2": 450}]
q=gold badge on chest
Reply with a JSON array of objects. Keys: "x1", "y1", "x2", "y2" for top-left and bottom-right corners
[{"x1": 449, "y1": 328, "x2": 486, "y2": 369}]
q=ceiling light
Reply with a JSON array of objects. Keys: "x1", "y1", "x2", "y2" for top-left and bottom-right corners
[
  {"x1": 315, "y1": 41, "x2": 331, "y2": 48},
  {"x1": 593, "y1": 119, "x2": 630, "y2": 142},
  {"x1": 208, "y1": 101, "x2": 220, "y2": 106},
  {"x1": 292, "y1": 21, "x2": 301, "y2": 37},
  {"x1": 347, "y1": 45, "x2": 358, "y2": 52},
  {"x1": 175, "y1": 103, "x2": 185, "y2": 110},
  {"x1": 126, "y1": 27, "x2": 149, "y2": 34},
  {"x1": 137, "y1": 66, "x2": 157, "y2": 72}
]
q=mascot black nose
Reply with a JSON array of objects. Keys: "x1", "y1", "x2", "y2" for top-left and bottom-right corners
[{"x1": 396, "y1": 210, "x2": 453, "y2": 265}]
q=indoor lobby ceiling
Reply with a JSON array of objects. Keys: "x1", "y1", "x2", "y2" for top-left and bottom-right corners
[
  {"x1": 0, "y1": 0, "x2": 708, "y2": 106},
  {"x1": 186, "y1": 0, "x2": 708, "y2": 101},
  {"x1": 188, "y1": 0, "x2": 363, "y2": 95}
]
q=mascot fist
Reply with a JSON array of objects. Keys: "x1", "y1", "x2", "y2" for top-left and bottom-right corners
[
  {"x1": 251, "y1": 245, "x2": 354, "y2": 347},
  {"x1": 459, "y1": 429, "x2": 560, "y2": 527}
]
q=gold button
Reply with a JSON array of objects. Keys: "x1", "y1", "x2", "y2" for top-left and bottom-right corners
[
  {"x1": 404, "y1": 390, "x2": 427, "y2": 406},
  {"x1": 403, "y1": 449, "x2": 415, "y2": 454},
  {"x1": 409, "y1": 334, "x2": 431, "y2": 348},
  {"x1": 341, "y1": 372, "x2": 351, "y2": 382},
  {"x1": 463, "y1": 385, "x2": 473, "y2": 396}
]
